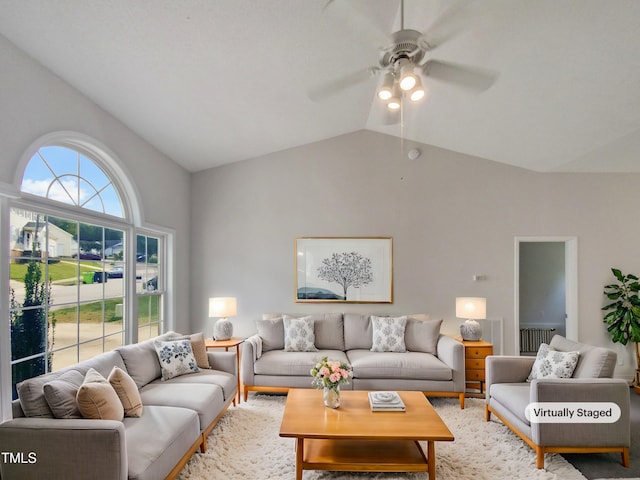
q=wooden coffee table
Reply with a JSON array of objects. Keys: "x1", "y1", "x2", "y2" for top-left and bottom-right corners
[{"x1": 279, "y1": 389, "x2": 454, "y2": 479}]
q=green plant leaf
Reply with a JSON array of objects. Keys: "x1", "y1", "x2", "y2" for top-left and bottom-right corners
[{"x1": 612, "y1": 268, "x2": 623, "y2": 281}]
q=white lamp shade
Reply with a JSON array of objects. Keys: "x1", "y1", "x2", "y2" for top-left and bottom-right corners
[
  {"x1": 209, "y1": 297, "x2": 237, "y2": 318},
  {"x1": 456, "y1": 297, "x2": 486, "y2": 320}
]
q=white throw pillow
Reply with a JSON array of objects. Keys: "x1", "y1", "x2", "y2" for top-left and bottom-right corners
[
  {"x1": 527, "y1": 343, "x2": 579, "y2": 381},
  {"x1": 154, "y1": 339, "x2": 200, "y2": 381},
  {"x1": 371, "y1": 315, "x2": 407, "y2": 352},
  {"x1": 283, "y1": 315, "x2": 317, "y2": 352}
]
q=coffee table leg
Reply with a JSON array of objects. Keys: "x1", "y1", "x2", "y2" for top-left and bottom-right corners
[
  {"x1": 295, "y1": 438, "x2": 303, "y2": 480},
  {"x1": 427, "y1": 440, "x2": 435, "y2": 479}
]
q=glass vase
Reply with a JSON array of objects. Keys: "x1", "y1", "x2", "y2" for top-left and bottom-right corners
[{"x1": 323, "y1": 385, "x2": 340, "y2": 408}]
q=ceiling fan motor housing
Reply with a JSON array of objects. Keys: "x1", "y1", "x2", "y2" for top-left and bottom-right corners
[{"x1": 379, "y1": 29, "x2": 426, "y2": 71}]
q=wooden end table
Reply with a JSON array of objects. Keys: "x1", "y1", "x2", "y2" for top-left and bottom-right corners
[
  {"x1": 205, "y1": 337, "x2": 244, "y2": 404},
  {"x1": 279, "y1": 389, "x2": 454, "y2": 480},
  {"x1": 455, "y1": 337, "x2": 493, "y2": 395}
]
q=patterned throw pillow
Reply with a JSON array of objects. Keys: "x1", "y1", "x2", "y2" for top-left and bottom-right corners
[
  {"x1": 283, "y1": 315, "x2": 317, "y2": 352},
  {"x1": 371, "y1": 315, "x2": 408, "y2": 352},
  {"x1": 527, "y1": 343, "x2": 580, "y2": 381},
  {"x1": 154, "y1": 339, "x2": 200, "y2": 381}
]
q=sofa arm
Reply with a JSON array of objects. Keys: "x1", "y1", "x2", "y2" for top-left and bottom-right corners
[
  {"x1": 0, "y1": 418, "x2": 127, "y2": 480},
  {"x1": 207, "y1": 350, "x2": 237, "y2": 376},
  {"x1": 240, "y1": 341, "x2": 256, "y2": 386},
  {"x1": 436, "y1": 335, "x2": 465, "y2": 392},
  {"x1": 530, "y1": 378, "x2": 630, "y2": 447},
  {"x1": 485, "y1": 355, "x2": 535, "y2": 397}
]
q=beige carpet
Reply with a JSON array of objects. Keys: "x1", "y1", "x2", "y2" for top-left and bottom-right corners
[{"x1": 178, "y1": 395, "x2": 586, "y2": 480}]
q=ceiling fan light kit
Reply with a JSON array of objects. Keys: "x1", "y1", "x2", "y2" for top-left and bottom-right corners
[{"x1": 314, "y1": 0, "x2": 497, "y2": 117}]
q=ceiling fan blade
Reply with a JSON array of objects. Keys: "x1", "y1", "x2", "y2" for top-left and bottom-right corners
[
  {"x1": 421, "y1": 59, "x2": 498, "y2": 93},
  {"x1": 322, "y1": 0, "x2": 393, "y2": 50},
  {"x1": 419, "y1": 0, "x2": 482, "y2": 50},
  {"x1": 308, "y1": 67, "x2": 376, "y2": 102}
]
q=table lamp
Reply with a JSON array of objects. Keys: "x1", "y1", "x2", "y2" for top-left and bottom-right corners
[
  {"x1": 456, "y1": 297, "x2": 486, "y2": 341},
  {"x1": 209, "y1": 297, "x2": 237, "y2": 341}
]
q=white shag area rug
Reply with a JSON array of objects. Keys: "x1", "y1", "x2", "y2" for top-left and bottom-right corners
[{"x1": 177, "y1": 395, "x2": 586, "y2": 480}]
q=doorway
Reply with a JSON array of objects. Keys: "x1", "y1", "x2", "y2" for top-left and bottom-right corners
[{"x1": 514, "y1": 237, "x2": 578, "y2": 355}]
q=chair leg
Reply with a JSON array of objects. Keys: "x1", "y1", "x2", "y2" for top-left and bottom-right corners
[
  {"x1": 459, "y1": 393, "x2": 465, "y2": 409},
  {"x1": 485, "y1": 404, "x2": 491, "y2": 421},
  {"x1": 536, "y1": 447, "x2": 545, "y2": 469},
  {"x1": 622, "y1": 447, "x2": 630, "y2": 467}
]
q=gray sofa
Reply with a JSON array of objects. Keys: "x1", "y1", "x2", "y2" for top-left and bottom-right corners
[
  {"x1": 485, "y1": 335, "x2": 630, "y2": 469},
  {"x1": 0, "y1": 331, "x2": 238, "y2": 480},
  {"x1": 241, "y1": 313, "x2": 466, "y2": 407}
]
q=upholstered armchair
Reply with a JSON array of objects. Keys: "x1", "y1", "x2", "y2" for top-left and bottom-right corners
[{"x1": 485, "y1": 335, "x2": 630, "y2": 469}]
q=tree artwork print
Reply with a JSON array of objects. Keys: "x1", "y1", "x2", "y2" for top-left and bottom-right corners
[{"x1": 317, "y1": 251, "x2": 373, "y2": 300}]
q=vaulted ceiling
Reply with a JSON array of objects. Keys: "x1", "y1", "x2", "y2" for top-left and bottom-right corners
[{"x1": 1, "y1": 1, "x2": 639, "y2": 173}]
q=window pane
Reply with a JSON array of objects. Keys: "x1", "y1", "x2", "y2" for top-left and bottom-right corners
[{"x1": 21, "y1": 146, "x2": 124, "y2": 218}]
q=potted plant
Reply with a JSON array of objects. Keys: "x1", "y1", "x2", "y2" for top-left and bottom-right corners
[{"x1": 603, "y1": 267, "x2": 640, "y2": 392}]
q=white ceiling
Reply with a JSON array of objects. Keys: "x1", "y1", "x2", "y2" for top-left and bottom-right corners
[{"x1": 1, "y1": 0, "x2": 639, "y2": 173}]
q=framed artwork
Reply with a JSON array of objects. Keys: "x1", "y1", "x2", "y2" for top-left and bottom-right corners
[{"x1": 295, "y1": 237, "x2": 393, "y2": 303}]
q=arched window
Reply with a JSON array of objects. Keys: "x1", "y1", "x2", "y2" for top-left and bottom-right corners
[
  {"x1": 21, "y1": 145, "x2": 124, "y2": 218},
  {"x1": 8, "y1": 135, "x2": 165, "y2": 400}
]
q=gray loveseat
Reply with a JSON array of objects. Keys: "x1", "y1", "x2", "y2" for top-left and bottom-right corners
[
  {"x1": 485, "y1": 335, "x2": 630, "y2": 469},
  {"x1": 0, "y1": 331, "x2": 238, "y2": 480},
  {"x1": 241, "y1": 313, "x2": 466, "y2": 407}
]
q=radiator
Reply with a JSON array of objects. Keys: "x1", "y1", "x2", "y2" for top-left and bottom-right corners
[{"x1": 520, "y1": 327, "x2": 556, "y2": 353}]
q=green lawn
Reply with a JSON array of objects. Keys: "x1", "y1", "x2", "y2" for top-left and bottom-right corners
[
  {"x1": 53, "y1": 297, "x2": 158, "y2": 323},
  {"x1": 10, "y1": 260, "x2": 103, "y2": 282}
]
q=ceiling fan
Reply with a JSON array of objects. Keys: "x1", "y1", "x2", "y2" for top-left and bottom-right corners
[{"x1": 311, "y1": 0, "x2": 497, "y2": 117}]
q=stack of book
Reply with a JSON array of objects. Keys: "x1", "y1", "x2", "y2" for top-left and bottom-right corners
[{"x1": 368, "y1": 391, "x2": 406, "y2": 411}]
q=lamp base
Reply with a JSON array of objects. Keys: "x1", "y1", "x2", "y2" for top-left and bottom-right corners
[
  {"x1": 460, "y1": 319, "x2": 482, "y2": 341},
  {"x1": 213, "y1": 318, "x2": 233, "y2": 341}
]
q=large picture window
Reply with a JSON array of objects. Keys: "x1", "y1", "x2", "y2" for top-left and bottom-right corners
[{"x1": 8, "y1": 139, "x2": 166, "y2": 399}]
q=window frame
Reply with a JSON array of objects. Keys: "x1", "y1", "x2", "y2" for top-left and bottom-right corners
[{"x1": 1, "y1": 132, "x2": 173, "y2": 419}]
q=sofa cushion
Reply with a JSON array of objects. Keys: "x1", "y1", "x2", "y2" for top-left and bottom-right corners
[
  {"x1": 312, "y1": 313, "x2": 345, "y2": 350},
  {"x1": 108, "y1": 366, "x2": 143, "y2": 417},
  {"x1": 154, "y1": 369, "x2": 238, "y2": 403},
  {"x1": 254, "y1": 350, "x2": 349, "y2": 377},
  {"x1": 154, "y1": 339, "x2": 200, "y2": 380},
  {"x1": 343, "y1": 314, "x2": 374, "y2": 350},
  {"x1": 347, "y1": 350, "x2": 452, "y2": 381},
  {"x1": 371, "y1": 315, "x2": 407, "y2": 352},
  {"x1": 256, "y1": 316, "x2": 285, "y2": 352},
  {"x1": 405, "y1": 316, "x2": 442, "y2": 354},
  {"x1": 42, "y1": 369, "x2": 85, "y2": 419},
  {"x1": 527, "y1": 343, "x2": 579, "y2": 381},
  {"x1": 489, "y1": 383, "x2": 532, "y2": 426},
  {"x1": 549, "y1": 335, "x2": 616, "y2": 378},
  {"x1": 76, "y1": 368, "x2": 124, "y2": 421},
  {"x1": 283, "y1": 315, "x2": 317, "y2": 352},
  {"x1": 139, "y1": 383, "x2": 224, "y2": 432},
  {"x1": 117, "y1": 331, "x2": 178, "y2": 388},
  {"x1": 124, "y1": 405, "x2": 200, "y2": 480}
]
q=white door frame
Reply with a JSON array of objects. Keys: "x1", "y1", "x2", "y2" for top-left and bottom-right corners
[{"x1": 514, "y1": 236, "x2": 578, "y2": 351}]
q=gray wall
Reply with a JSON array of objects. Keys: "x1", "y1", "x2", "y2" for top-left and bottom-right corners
[
  {"x1": 190, "y1": 130, "x2": 640, "y2": 378},
  {"x1": 0, "y1": 35, "x2": 192, "y2": 332}
]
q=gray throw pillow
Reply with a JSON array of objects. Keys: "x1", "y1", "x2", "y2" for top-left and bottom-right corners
[
  {"x1": 283, "y1": 315, "x2": 317, "y2": 352},
  {"x1": 405, "y1": 317, "x2": 442, "y2": 354},
  {"x1": 42, "y1": 370, "x2": 85, "y2": 419},
  {"x1": 371, "y1": 315, "x2": 407, "y2": 352},
  {"x1": 256, "y1": 317, "x2": 285, "y2": 352}
]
